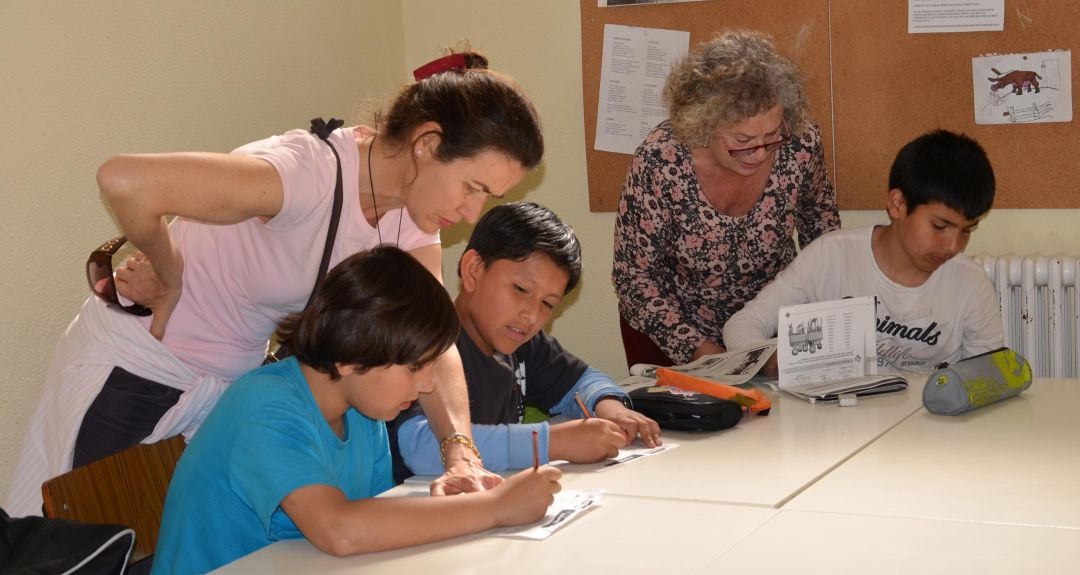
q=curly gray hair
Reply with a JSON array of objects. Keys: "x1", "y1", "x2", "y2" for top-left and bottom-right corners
[{"x1": 663, "y1": 29, "x2": 809, "y2": 147}]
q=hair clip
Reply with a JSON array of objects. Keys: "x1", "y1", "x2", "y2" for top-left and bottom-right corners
[
  {"x1": 309, "y1": 117, "x2": 344, "y2": 141},
  {"x1": 413, "y1": 53, "x2": 468, "y2": 81}
]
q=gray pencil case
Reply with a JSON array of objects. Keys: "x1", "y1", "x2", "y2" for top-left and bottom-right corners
[{"x1": 922, "y1": 347, "x2": 1033, "y2": 415}]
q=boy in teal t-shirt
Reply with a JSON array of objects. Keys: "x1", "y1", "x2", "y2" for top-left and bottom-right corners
[{"x1": 153, "y1": 247, "x2": 561, "y2": 575}]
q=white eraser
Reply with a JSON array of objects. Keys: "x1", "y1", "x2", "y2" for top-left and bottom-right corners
[{"x1": 838, "y1": 393, "x2": 858, "y2": 407}]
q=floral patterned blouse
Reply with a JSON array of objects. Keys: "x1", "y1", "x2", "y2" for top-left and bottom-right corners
[{"x1": 612, "y1": 120, "x2": 839, "y2": 364}]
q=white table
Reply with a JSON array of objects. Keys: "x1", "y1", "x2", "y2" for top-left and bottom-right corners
[
  {"x1": 213, "y1": 376, "x2": 1080, "y2": 573},
  {"x1": 787, "y1": 378, "x2": 1080, "y2": 528},
  {"x1": 698, "y1": 509, "x2": 1080, "y2": 574},
  {"x1": 559, "y1": 377, "x2": 926, "y2": 507},
  {"x1": 210, "y1": 494, "x2": 776, "y2": 575}
]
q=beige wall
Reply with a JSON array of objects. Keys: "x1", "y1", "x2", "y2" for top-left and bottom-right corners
[
  {"x1": 0, "y1": 0, "x2": 404, "y2": 503},
  {"x1": 3, "y1": 0, "x2": 1080, "y2": 502}
]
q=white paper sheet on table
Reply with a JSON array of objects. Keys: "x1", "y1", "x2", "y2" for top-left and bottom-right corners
[
  {"x1": 488, "y1": 489, "x2": 605, "y2": 540},
  {"x1": 596, "y1": 443, "x2": 679, "y2": 471},
  {"x1": 388, "y1": 485, "x2": 604, "y2": 540}
]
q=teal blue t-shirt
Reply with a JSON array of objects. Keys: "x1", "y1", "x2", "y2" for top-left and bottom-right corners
[{"x1": 153, "y1": 358, "x2": 393, "y2": 575}]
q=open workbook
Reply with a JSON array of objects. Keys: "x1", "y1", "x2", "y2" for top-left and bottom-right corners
[
  {"x1": 616, "y1": 296, "x2": 910, "y2": 405},
  {"x1": 621, "y1": 342, "x2": 776, "y2": 389},
  {"x1": 775, "y1": 296, "x2": 908, "y2": 403},
  {"x1": 778, "y1": 374, "x2": 909, "y2": 403}
]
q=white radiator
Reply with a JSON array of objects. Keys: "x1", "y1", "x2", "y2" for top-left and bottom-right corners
[{"x1": 974, "y1": 255, "x2": 1080, "y2": 378}]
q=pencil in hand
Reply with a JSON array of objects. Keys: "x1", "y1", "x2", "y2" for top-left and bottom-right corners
[
  {"x1": 532, "y1": 429, "x2": 539, "y2": 471},
  {"x1": 574, "y1": 393, "x2": 593, "y2": 419}
]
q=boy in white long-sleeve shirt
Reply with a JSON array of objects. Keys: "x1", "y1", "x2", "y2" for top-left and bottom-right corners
[{"x1": 723, "y1": 130, "x2": 1004, "y2": 373}]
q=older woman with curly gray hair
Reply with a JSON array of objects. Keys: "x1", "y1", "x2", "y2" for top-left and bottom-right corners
[{"x1": 613, "y1": 29, "x2": 839, "y2": 368}]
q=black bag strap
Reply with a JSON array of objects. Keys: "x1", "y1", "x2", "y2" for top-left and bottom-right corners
[{"x1": 305, "y1": 117, "x2": 345, "y2": 310}]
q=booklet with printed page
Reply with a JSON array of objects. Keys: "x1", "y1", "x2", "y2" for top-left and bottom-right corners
[
  {"x1": 776, "y1": 296, "x2": 907, "y2": 403},
  {"x1": 778, "y1": 373, "x2": 909, "y2": 403},
  {"x1": 620, "y1": 342, "x2": 776, "y2": 391}
]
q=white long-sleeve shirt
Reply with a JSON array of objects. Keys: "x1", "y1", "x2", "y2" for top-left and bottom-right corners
[{"x1": 723, "y1": 226, "x2": 1003, "y2": 372}]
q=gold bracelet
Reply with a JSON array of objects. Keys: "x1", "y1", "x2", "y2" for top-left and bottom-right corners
[{"x1": 439, "y1": 432, "x2": 482, "y2": 468}]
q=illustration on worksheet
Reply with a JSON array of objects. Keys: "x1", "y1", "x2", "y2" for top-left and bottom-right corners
[
  {"x1": 788, "y1": 317, "x2": 823, "y2": 356},
  {"x1": 973, "y1": 50, "x2": 1072, "y2": 124}
]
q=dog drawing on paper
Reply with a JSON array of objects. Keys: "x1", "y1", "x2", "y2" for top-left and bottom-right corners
[{"x1": 988, "y1": 68, "x2": 1041, "y2": 95}]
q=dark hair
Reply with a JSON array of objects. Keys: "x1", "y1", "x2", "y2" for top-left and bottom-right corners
[
  {"x1": 278, "y1": 246, "x2": 459, "y2": 379},
  {"x1": 460, "y1": 202, "x2": 582, "y2": 294},
  {"x1": 889, "y1": 130, "x2": 996, "y2": 219},
  {"x1": 381, "y1": 51, "x2": 544, "y2": 170}
]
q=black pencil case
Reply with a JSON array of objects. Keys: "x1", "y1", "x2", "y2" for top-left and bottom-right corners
[{"x1": 628, "y1": 385, "x2": 743, "y2": 432}]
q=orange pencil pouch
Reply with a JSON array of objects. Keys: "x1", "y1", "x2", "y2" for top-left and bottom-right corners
[{"x1": 655, "y1": 368, "x2": 772, "y2": 415}]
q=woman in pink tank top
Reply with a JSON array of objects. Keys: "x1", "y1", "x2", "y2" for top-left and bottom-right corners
[{"x1": 7, "y1": 50, "x2": 543, "y2": 518}]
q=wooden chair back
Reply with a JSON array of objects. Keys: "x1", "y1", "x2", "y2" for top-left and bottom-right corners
[{"x1": 41, "y1": 435, "x2": 187, "y2": 562}]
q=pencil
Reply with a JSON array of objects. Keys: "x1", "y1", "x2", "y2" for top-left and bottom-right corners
[
  {"x1": 532, "y1": 429, "x2": 539, "y2": 471},
  {"x1": 574, "y1": 393, "x2": 593, "y2": 419}
]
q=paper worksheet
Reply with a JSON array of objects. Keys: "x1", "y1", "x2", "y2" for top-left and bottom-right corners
[
  {"x1": 777, "y1": 296, "x2": 877, "y2": 388},
  {"x1": 391, "y1": 485, "x2": 603, "y2": 540},
  {"x1": 403, "y1": 442, "x2": 678, "y2": 491},
  {"x1": 597, "y1": 443, "x2": 679, "y2": 471},
  {"x1": 489, "y1": 489, "x2": 605, "y2": 540}
]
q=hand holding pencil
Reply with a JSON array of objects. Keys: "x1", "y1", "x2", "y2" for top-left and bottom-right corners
[
  {"x1": 574, "y1": 393, "x2": 593, "y2": 419},
  {"x1": 494, "y1": 461, "x2": 562, "y2": 527},
  {"x1": 590, "y1": 397, "x2": 664, "y2": 449},
  {"x1": 547, "y1": 419, "x2": 625, "y2": 463}
]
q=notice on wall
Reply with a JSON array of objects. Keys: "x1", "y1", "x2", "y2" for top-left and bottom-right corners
[
  {"x1": 599, "y1": 0, "x2": 708, "y2": 5},
  {"x1": 909, "y1": 0, "x2": 1004, "y2": 34},
  {"x1": 973, "y1": 50, "x2": 1073, "y2": 124},
  {"x1": 594, "y1": 24, "x2": 689, "y2": 155}
]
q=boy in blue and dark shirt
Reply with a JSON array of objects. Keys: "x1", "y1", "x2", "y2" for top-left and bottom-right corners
[{"x1": 394, "y1": 202, "x2": 661, "y2": 479}]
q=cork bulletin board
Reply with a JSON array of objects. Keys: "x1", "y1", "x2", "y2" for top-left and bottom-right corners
[
  {"x1": 831, "y1": 0, "x2": 1079, "y2": 209},
  {"x1": 581, "y1": 0, "x2": 1080, "y2": 211}
]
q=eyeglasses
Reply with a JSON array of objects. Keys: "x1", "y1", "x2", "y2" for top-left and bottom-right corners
[
  {"x1": 722, "y1": 121, "x2": 791, "y2": 159},
  {"x1": 726, "y1": 136, "x2": 789, "y2": 159},
  {"x1": 86, "y1": 236, "x2": 153, "y2": 316}
]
